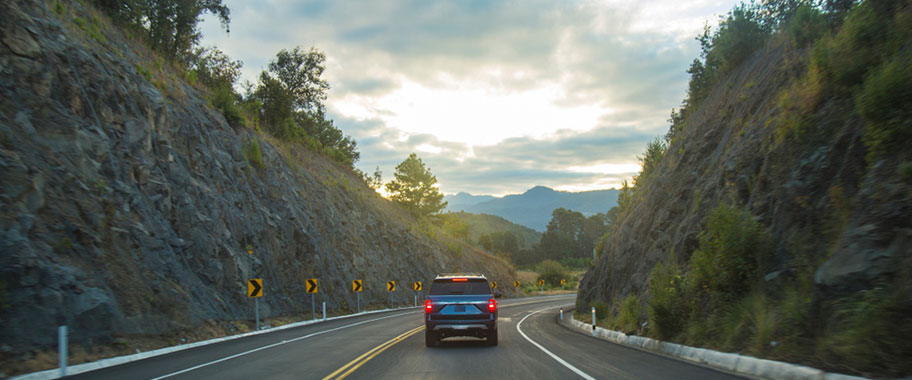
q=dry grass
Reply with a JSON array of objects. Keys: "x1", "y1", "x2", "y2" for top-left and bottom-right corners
[{"x1": 517, "y1": 270, "x2": 539, "y2": 283}]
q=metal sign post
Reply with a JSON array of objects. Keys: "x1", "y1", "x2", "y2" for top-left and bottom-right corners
[
  {"x1": 352, "y1": 280, "x2": 363, "y2": 313},
  {"x1": 248, "y1": 279, "x2": 263, "y2": 330},
  {"x1": 306, "y1": 278, "x2": 318, "y2": 320}
]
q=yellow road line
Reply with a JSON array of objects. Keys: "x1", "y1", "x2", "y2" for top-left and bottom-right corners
[{"x1": 322, "y1": 325, "x2": 425, "y2": 380}]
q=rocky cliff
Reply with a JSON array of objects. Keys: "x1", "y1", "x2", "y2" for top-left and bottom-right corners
[
  {"x1": 578, "y1": 2, "x2": 911, "y2": 376},
  {"x1": 0, "y1": 0, "x2": 515, "y2": 372}
]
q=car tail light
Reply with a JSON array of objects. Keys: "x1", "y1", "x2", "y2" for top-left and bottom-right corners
[
  {"x1": 425, "y1": 300, "x2": 433, "y2": 314},
  {"x1": 452, "y1": 278, "x2": 467, "y2": 282},
  {"x1": 488, "y1": 299, "x2": 496, "y2": 313}
]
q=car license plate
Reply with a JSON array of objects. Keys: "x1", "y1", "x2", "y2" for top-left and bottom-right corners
[{"x1": 454, "y1": 305, "x2": 466, "y2": 312}]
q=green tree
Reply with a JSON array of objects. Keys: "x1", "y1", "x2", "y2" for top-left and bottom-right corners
[
  {"x1": 92, "y1": 0, "x2": 230, "y2": 61},
  {"x1": 268, "y1": 47, "x2": 330, "y2": 113},
  {"x1": 188, "y1": 46, "x2": 242, "y2": 89},
  {"x1": 366, "y1": 166, "x2": 383, "y2": 190},
  {"x1": 385, "y1": 153, "x2": 447, "y2": 217}
]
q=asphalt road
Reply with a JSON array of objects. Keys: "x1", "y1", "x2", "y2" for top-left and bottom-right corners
[{"x1": 66, "y1": 294, "x2": 746, "y2": 380}]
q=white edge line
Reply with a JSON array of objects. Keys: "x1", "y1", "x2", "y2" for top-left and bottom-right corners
[
  {"x1": 13, "y1": 294, "x2": 576, "y2": 380},
  {"x1": 11, "y1": 307, "x2": 421, "y2": 380},
  {"x1": 150, "y1": 311, "x2": 413, "y2": 379},
  {"x1": 517, "y1": 305, "x2": 597, "y2": 380}
]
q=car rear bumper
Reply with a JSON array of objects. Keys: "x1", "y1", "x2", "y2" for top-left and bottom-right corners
[{"x1": 426, "y1": 320, "x2": 496, "y2": 337}]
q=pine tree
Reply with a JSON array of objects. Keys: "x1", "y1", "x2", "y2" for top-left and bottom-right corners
[{"x1": 385, "y1": 153, "x2": 447, "y2": 217}]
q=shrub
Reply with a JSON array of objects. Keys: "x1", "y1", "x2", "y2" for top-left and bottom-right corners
[
  {"x1": 821, "y1": 287, "x2": 912, "y2": 377},
  {"x1": 594, "y1": 231, "x2": 610, "y2": 259},
  {"x1": 688, "y1": 203, "x2": 772, "y2": 299},
  {"x1": 647, "y1": 261, "x2": 687, "y2": 340},
  {"x1": 211, "y1": 87, "x2": 244, "y2": 126},
  {"x1": 246, "y1": 139, "x2": 264, "y2": 169},
  {"x1": 788, "y1": 4, "x2": 828, "y2": 48},
  {"x1": 536, "y1": 259, "x2": 569, "y2": 286},
  {"x1": 857, "y1": 55, "x2": 912, "y2": 161},
  {"x1": 616, "y1": 294, "x2": 641, "y2": 334},
  {"x1": 590, "y1": 300, "x2": 610, "y2": 324}
]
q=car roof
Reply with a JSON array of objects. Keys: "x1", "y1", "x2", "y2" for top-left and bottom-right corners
[{"x1": 434, "y1": 273, "x2": 487, "y2": 280}]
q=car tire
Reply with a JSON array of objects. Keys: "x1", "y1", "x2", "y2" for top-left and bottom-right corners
[
  {"x1": 425, "y1": 330, "x2": 438, "y2": 347},
  {"x1": 487, "y1": 329, "x2": 498, "y2": 346}
]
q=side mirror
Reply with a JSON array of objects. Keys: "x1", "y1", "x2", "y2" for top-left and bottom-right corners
[{"x1": 493, "y1": 291, "x2": 503, "y2": 299}]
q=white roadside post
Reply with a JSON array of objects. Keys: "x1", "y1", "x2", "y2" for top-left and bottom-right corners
[
  {"x1": 58, "y1": 325, "x2": 67, "y2": 377},
  {"x1": 560, "y1": 308, "x2": 564, "y2": 321},
  {"x1": 322, "y1": 301, "x2": 326, "y2": 321},
  {"x1": 591, "y1": 307, "x2": 596, "y2": 336}
]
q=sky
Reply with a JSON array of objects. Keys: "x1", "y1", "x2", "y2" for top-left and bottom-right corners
[{"x1": 199, "y1": 0, "x2": 740, "y2": 196}]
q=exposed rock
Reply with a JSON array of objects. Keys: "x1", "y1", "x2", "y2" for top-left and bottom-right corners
[{"x1": 0, "y1": 0, "x2": 517, "y2": 361}]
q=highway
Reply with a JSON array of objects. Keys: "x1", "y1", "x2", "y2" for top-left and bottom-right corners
[{"x1": 66, "y1": 294, "x2": 745, "y2": 379}]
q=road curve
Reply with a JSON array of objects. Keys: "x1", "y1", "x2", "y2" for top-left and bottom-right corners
[{"x1": 65, "y1": 294, "x2": 746, "y2": 379}]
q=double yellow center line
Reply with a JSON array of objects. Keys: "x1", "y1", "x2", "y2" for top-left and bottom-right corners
[{"x1": 321, "y1": 325, "x2": 425, "y2": 380}]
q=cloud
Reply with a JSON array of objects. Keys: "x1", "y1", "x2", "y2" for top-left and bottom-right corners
[{"x1": 199, "y1": 0, "x2": 740, "y2": 195}]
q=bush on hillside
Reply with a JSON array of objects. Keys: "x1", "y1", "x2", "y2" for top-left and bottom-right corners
[
  {"x1": 857, "y1": 54, "x2": 912, "y2": 160},
  {"x1": 536, "y1": 260, "x2": 569, "y2": 287},
  {"x1": 687, "y1": 203, "x2": 772, "y2": 300}
]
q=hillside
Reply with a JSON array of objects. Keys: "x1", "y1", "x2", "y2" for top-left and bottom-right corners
[
  {"x1": 443, "y1": 192, "x2": 495, "y2": 211},
  {"x1": 0, "y1": 0, "x2": 516, "y2": 374},
  {"x1": 578, "y1": 1, "x2": 911, "y2": 377},
  {"x1": 447, "y1": 186, "x2": 619, "y2": 231},
  {"x1": 447, "y1": 212, "x2": 541, "y2": 249}
]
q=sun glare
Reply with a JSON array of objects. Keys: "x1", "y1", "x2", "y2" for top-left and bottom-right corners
[{"x1": 330, "y1": 79, "x2": 606, "y2": 146}]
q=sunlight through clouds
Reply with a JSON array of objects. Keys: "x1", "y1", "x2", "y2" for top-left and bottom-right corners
[
  {"x1": 199, "y1": 0, "x2": 741, "y2": 195},
  {"x1": 331, "y1": 78, "x2": 606, "y2": 145}
]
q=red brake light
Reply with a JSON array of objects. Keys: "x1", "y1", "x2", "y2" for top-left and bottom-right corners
[
  {"x1": 425, "y1": 300, "x2": 433, "y2": 314},
  {"x1": 452, "y1": 278, "x2": 468, "y2": 282},
  {"x1": 488, "y1": 298, "x2": 496, "y2": 313}
]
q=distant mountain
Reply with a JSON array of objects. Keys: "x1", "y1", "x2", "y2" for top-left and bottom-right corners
[
  {"x1": 448, "y1": 212, "x2": 542, "y2": 249},
  {"x1": 447, "y1": 186, "x2": 619, "y2": 231},
  {"x1": 444, "y1": 192, "x2": 496, "y2": 210}
]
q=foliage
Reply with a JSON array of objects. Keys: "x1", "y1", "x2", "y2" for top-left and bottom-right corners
[
  {"x1": 249, "y1": 47, "x2": 360, "y2": 167},
  {"x1": 268, "y1": 47, "x2": 330, "y2": 113},
  {"x1": 647, "y1": 260, "x2": 687, "y2": 340},
  {"x1": 245, "y1": 139, "x2": 264, "y2": 169},
  {"x1": 536, "y1": 260, "x2": 569, "y2": 287},
  {"x1": 188, "y1": 46, "x2": 242, "y2": 90},
  {"x1": 211, "y1": 85, "x2": 243, "y2": 126},
  {"x1": 385, "y1": 153, "x2": 447, "y2": 217},
  {"x1": 857, "y1": 54, "x2": 912, "y2": 161},
  {"x1": 91, "y1": 0, "x2": 230, "y2": 62},
  {"x1": 435, "y1": 213, "x2": 470, "y2": 240},
  {"x1": 634, "y1": 137, "x2": 667, "y2": 187},
  {"x1": 590, "y1": 300, "x2": 611, "y2": 324},
  {"x1": 594, "y1": 230, "x2": 610, "y2": 259},
  {"x1": 615, "y1": 294, "x2": 641, "y2": 334},
  {"x1": 366, "y1": 166, "x2": 383, "y2": 190},
  {"x1": 820, "y1": 287, "x2": 912, "y2": 377},
  {"x1": 478, "y1": 231, "x2": 519, "y2": 254},
  {"x1": 788, "y1": 4, "x2": 829, "y2": 48},
  {"x1": 687, "y1": 203, "x2": 772, "y2": 300},
  {"x1": 533, "y1": 208, "x2": 609, "y2": 266}
]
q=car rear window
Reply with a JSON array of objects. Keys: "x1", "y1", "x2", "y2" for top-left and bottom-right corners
[{"x1": 429, "y1": 279, "x2": 491, "y2": 295}]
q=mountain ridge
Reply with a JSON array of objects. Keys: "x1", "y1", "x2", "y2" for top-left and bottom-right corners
[{"x1": 445, "y1": 186, "x2": 619, "y2": 231}]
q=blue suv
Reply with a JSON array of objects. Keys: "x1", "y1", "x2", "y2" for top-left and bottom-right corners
[{"x1": 424, "y1": 274, "x2": 497, "y2": 346}]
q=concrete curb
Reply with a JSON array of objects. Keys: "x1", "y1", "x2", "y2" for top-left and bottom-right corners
[
  {"x1": 562, "y1": 313, "x2": 870, "y2": 380},
  {"x1": 12, "y1": 306, "x2": 422, "y2": 380}
]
